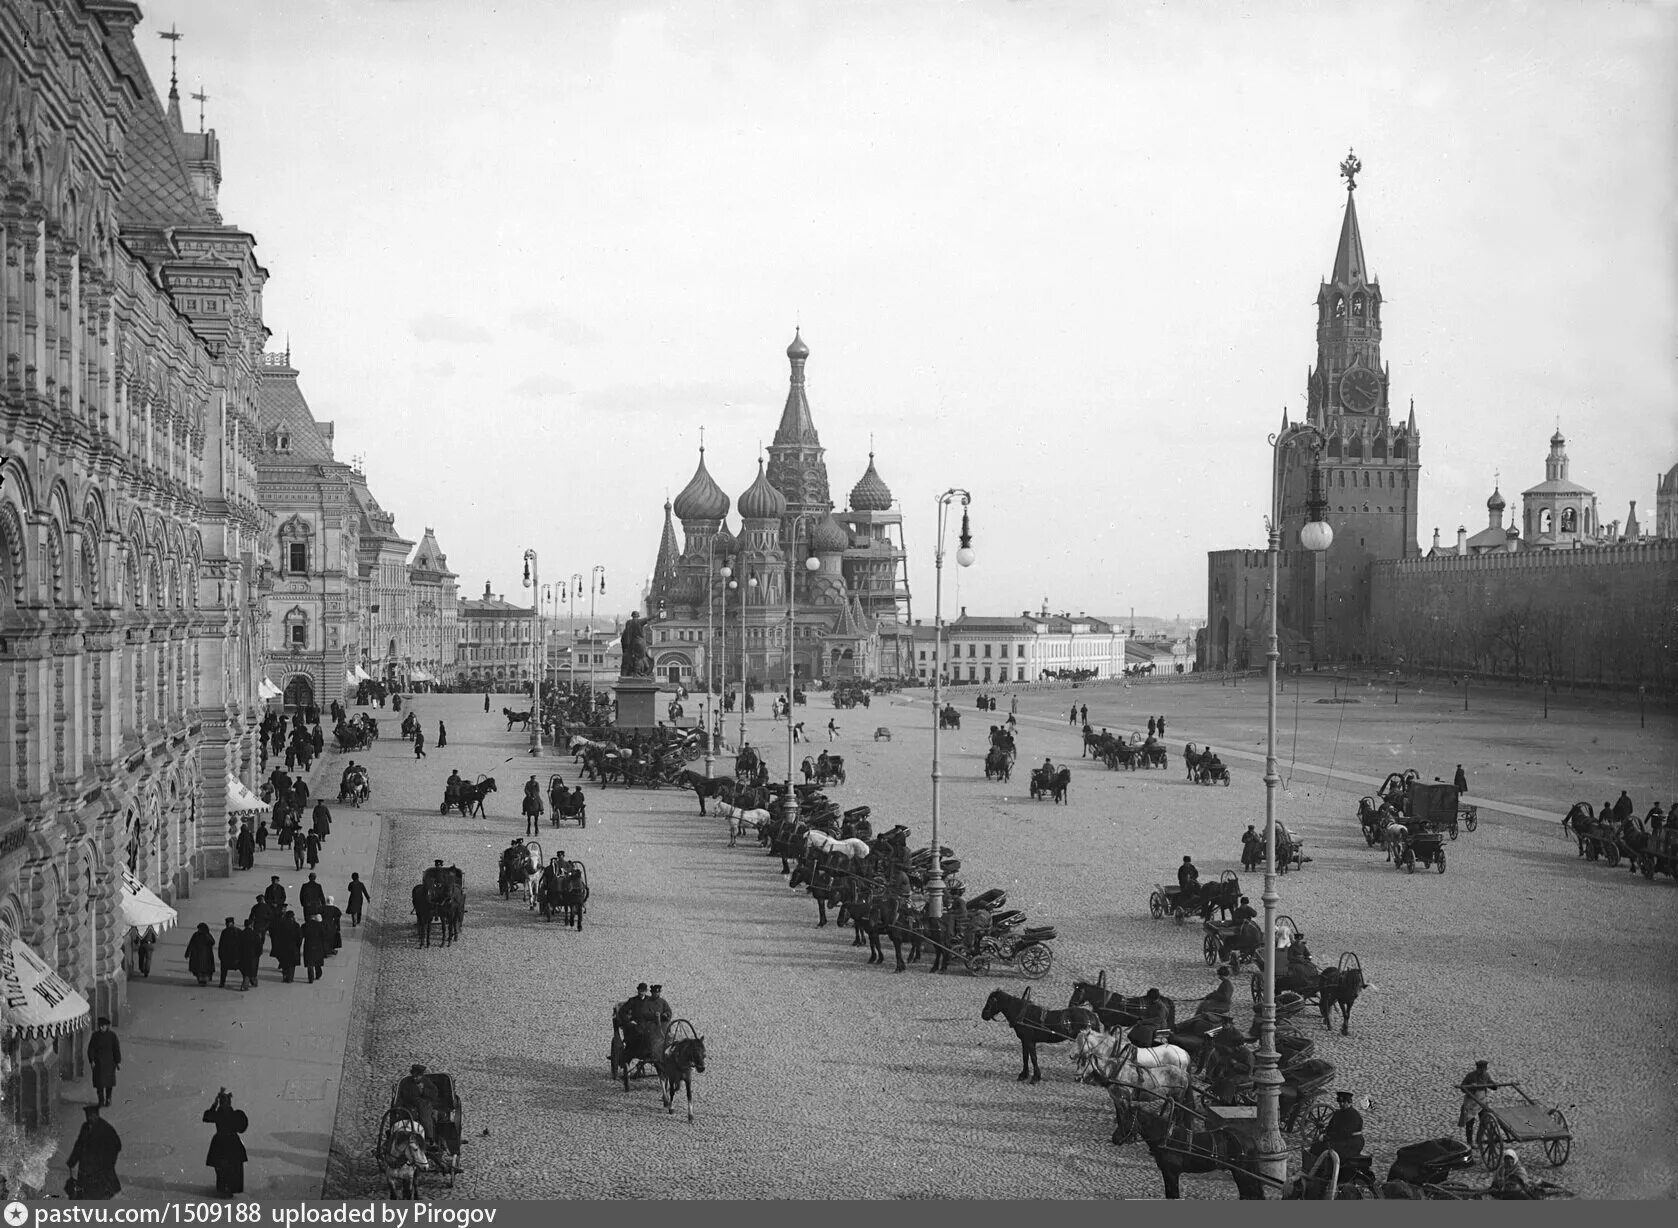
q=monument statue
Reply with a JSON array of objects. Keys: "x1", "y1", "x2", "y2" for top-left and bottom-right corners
[{"x1": 620, "y1": 610, "x2": 659, "y2": 678}]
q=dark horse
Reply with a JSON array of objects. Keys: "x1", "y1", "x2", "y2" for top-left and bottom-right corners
[
  {"x1": 676, "y1": 769, "x2": 737, "y2": 815},
  {"x1": 980, "y1": 987, "x2": 1098, "y2": 1083},
  {"x1": 1315, "y1": 962, "x2": 1367, "y2": 1035},
  {"x1": 411, "y1": 877, "x2": 463, "y2": 948},
  {"x1": 655, "y1": 1033, "x2": 707, "y2": 1122},
  {"x1": 789, "y1": 855, "x2": 839, "y2": 927},
  {"x1": 503, "y1": 707, "x2": 532, "y2": 731},
  {"x1": 1132, "y1": 1096, "x2": 1268, "y2": 1199},
  {"x1": 557, "y1": 864, "x2": 587, "y2": 930},
  {"x1": 1029, "y1": 766, "x2": 1071, "y2": 804},
  {"x1": 441, "y1": 777, "x2": 497, "y2": 818}
]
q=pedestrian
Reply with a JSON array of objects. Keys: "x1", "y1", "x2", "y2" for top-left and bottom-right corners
[
  {"x1": 87, "y1": 1016, "x2": 121, "y2": 1106},
  {"x1": 217, "y1": 917, "x2": 241, "y2": 988},
  {"x1": 66, "y1": 1104, "x2": 122, "y2": 1199},
  {"x1": 323, "y1": 896, "x2": 344, "y2": 954},
  {"x1": 185, "y1": 922, "x2": 216, "y2": 986},
  {"x1": 414, "y1": 728, "x2": 426, "y2": 759},
  {"x1": 1068, "y1": 704, "x2": 1077, "y2": 726},
  {"x1": 135, "y1": 926, "x2": 156, "y2": 977},
  {"x1": 254, "y1": 820, "x2": 268, "y2": 852},
  {"x1": 1453, "y1": 764, "x2": 1468, "y2": 795},
  {"x1": 827, "y1": 718, "x2": 839, "y2": 741},
  {"x1": 1157, "y1": 715, "x2": 1167, "y2": 738},
  {"x1": 1010, "y1": 695, "x2": 1017, "y2": 715},
  {"x1": 292, "y1": 827, "x2": 306, "y2": 871},
  {"x1": 1458, "y1": 1060, "x2": 1497, "y2": 1144},
  {"x1": 263, "y1": 875, "x2": 286, "y2": 911},
  {"x1": 347, "y1": 872, "x2": 369, "y2": 926},
  {"x1": 1147, "y1": 716, "x2": 1157, "y2": 738},
  {"x1": 271, "y1": 910, "x2": 300, "y2": 983},
  {"x1": 311, "y1": 723, "x2": 324, "y2": 756},
  {"x1": 302, "y1": 913, "x2": 327, "y2": 983},
  {"x1": 1080, "y1": 704, "x2": 1088, "y2": 725},
  {"x1": 312, "y1": 799, "x2": 332, "y2": 846},
  {"x1": 235, "y1": 824, "x2": 255, "y2": 871},
  {"x1": 438, "y1": 721, "x2": 448, "y2": 749},
  {"x1": 299, "y1": 872, "x2": 326, "y2": 916},
  {"x1": 203, "y1": 1090, "x2": 249, "y2": 1196},
  {"x1": 1613, "y1": 791, "x2": 1633, "y2": 823},
  {"x1": 239, "y1": 919, "x2": 262, "y2": 990},
  {"x1": 305, "y1": 829, "x2": 321, "y2": 870},
  {"x1": 484, "y1": 692, "x2": 491, "y2": 712}
]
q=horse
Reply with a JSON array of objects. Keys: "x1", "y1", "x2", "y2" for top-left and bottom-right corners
[
  {"x1": 424, "y1": 878, "x2": 464, "y2": 947},
  {"x1": 441, "y1": 777, "x2": 497, "y2": 818},
  {"x1": 411, "y1": 883, "x2": 434, "y2": 948},
  {"x1": 676, "y1": 769, "x2": 737, "y2": 815},
  {"x1": 714, "y1": 801, "x2": 769, "y2": 847},
  {"x1": 1069, "y1": 1028, "x2": 1194, "y2": 1143},
  {"x1": 382, "y1": 1119, "x2": 429, "y2": 1199},
  {"x1": 1030, "y1": 766, "x2": 1071, "y2": 803},
  {"x1": 1314, "y1": 962, "x2": 1367, "y2": 1035},
  {"x1": 858, "y1": 887, "x2": 924, "y2": 971},
  {"x1": 1131, "y1": 1095, "x2": 1269, "y2": 1199},
  {"x1": 980, "y1": 987, "x2": 1099, "y2": 1083},
  {"x1": 984, "y1": 746, "x2": 1012, "y2": 781},
  {"x1": 557, "y1": 863, "x2": 587, "y2": 930},
  {"x1": 503, "y1": 707, "x2": 533, "y2": 731},
  {"x1": 789, "y1": 855, "x2": 839, "y2": 927},
  {"x1": 655, "y1": 1034, "x2": 706, "y2": 1122},
  {"x1": 1066, "y1": 979, "x2": 1178, "y2": 1032},
  {"x1": 537, "y1": 863, "x2": 562, "y2": 922}
]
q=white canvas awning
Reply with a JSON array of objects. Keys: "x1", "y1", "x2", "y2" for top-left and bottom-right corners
[
  {"x1": 258, "y1": 677, "x2": 281, "y2": 699},
  {"x1": 353, "y1": 667, "x2": 372, "y2": 682},
  {"x1": 226, "y1": 777, "x2": 268, "y2": 816},
  {"x1": 118, "y1": 867, "x2": 178, "y2": 934},
  {"x1": 1, "y1": 922, "x2": 91, "y2": 1041}
]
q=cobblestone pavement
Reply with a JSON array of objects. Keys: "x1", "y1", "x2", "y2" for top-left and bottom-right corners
[{"x1": 329, "y1": 687, "x2": 1676, "y2": 1199}]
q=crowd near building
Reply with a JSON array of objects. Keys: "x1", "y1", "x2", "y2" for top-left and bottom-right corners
[
  {"x1": 1203, "y1": 163, "x2": 1676, "y2": 690},
  {"x1": 0, "y1": 2, "x2": 457, "y2": 1129}
]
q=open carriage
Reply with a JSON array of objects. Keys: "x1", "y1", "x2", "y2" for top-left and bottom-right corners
[
  {"x1": 1392, "y1": 822, "x2": 1448, "y2": 873},
  {"x1": 547, "y1": 775, "x2": 588, "y2": 827},
  {"x1": 376, "y1": 1072, "x2": 462, "y2": 1197},
  {"x1": 498, "y1": 839, "x2": 541, "y2": 902},
  {"x1": 1468, "y1": 1081, "x2": 1573, "y2": 1172}
]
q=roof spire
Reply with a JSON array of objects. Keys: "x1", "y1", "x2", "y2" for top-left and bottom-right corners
[
  {"x1": 191, "y1": 85, "x2": 209, "y2": 133},
  {"x1": 1331, "y1": 152, "x2": 1369, "y2": 286},
  {"x1": 159, "y1": 24, "x2": 184, "y2": 131}
]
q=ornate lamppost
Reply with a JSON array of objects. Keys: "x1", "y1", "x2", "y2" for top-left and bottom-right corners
[
  {"x1": 522, "y1": 550, "x2": 543, "y2": 753},
  {"x1": 719, "y1": 559, "x2": 737, "y2": 754},
  {"x1": 1256, "y1": 422, "x2": 1333, "y2": 1193},
  {"x1": 927, "y1": 490, "x2": 975, "y2": 930},
  {"x1": 588, "y1": 566, "x2": 606, "y2": 718},
  {"x1": 739, "y1": 571, "x2": 757, "y2": 749},
  {"x1": 783, "y1": 517, "x2": 821, "y2": 825}
]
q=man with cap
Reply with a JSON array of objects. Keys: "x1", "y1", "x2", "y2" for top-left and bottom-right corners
[
  {"x1": 614, "y1": 984, "x2": 651, "y2": 1070},
  {"x1": 1127, "y1": 988, "x2": 1172, "y2": 1047},
  {"x1": 238, "y1": 918, "x2": 262, "y2": 990},
  {"x1": 66, "y1": 1103, "x2": 123, "y2": 1198},
  {"x1": 445, "y1": 769, "x2": 463, "y2": 811},
  {"x1": 644, "y1": 984, "x2": 673, "y2": 1031},
  {"x1": 302, "y1": 913, "x2": 328, "y2": 983},
  {"x1": 1239, "y1": 825, "x2": 1262, "y2": 871},
  {"x1": 299, "y1": 872, "x2": 326, "y2": 917},
  {"x1": 1194, "y1": 966, "x2": 1236, "y2": 1021},
  {"x1": 86, "y1": 1016, "x2": 121, "y2": 1106},
  {"x1": 1309, "y1": 1091, "x2": 1367, "y2": 1164},
  {"x1": 396, "y1": 1064, "x2": 437, "y2": 1138},
  {"x1": 264, "y1": 875, "x2": 287, "y2": 911},
  {"x1": 1458, "y1": 1060, "x2": 1498, "y2": 1143}
]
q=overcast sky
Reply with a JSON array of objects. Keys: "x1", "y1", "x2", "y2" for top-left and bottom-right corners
[{"x1": 138, "y1": 0, "x2": 1675, "y2": 624}]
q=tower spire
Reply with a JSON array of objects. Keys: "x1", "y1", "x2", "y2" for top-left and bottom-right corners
[
  {"x1": 1332, "y1": 149, "x2": 1368, "y2": 285},
  {"x1": 159, "y1": 24, "x2": 184, "y2": 131},
  {"x1": 191, "y1": 85, "x2": 209, "y2": 133}
]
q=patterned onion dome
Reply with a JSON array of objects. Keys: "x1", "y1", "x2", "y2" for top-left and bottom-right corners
[
  {"x1": 1486, "y1": 486, "x2": 1505, "y2": 511},
  {"x1": 811, "y1": 513, "x2": 850, "y2": 553},
  {"x1": 849, "y1": 452, "x2": 893, "y2": 512},
  {"x1": 672, "y1": 449, "x2": 731, "y2": 521},
  {"x1": 738, "y1": 459, "x2": 788, "y2": 520}
]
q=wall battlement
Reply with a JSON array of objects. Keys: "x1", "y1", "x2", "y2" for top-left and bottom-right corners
[{"x1": 1378, "y1": 540, "x2": 1677, "y2": 577}]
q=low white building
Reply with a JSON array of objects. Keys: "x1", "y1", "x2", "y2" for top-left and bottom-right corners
[{"x1": 910, "y1": 607, "x2": 1126, "y2": 684}]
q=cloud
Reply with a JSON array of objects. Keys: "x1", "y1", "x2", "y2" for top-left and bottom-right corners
[
  {"x1": 510, "y1": 307, "x2": 600, "y2": 347},
  {"x1": 510, "y1": 374, "x2": 576, "y2": 400},
  {"x1": 410, "y1": 313, "x2": 492, "y2": 344}
]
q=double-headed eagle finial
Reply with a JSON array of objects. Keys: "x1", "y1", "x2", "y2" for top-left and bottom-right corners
[{"x1": 1340, "y1": 147, "x2": 1362, "y2": 192}]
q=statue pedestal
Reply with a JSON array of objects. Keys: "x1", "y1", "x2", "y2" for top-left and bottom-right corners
[{"x1": 612, "y1": 676, "x2": 666, "y2": 731}]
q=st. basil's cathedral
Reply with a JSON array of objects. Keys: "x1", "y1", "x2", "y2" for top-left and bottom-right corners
[{"x1": 644, "y1": 332, "x2": 913, "y2": 687}]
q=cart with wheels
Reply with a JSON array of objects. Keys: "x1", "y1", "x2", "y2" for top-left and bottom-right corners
[{"x1": 1469, "y1": 1081, "x2": 1573, "y2": 1171}]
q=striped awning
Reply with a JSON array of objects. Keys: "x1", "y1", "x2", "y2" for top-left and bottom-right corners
[
  {"x1": 226, "y1": 777, "x2": 268, "y2": 816},
  {"x1": 1, "y1": 922, "x2": 91, "y2": 1041},
  {"x1": 118, "y1": 867, "x2": 178, "y2": 934}
]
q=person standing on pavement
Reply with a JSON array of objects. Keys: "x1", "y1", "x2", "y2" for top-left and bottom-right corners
[
  {"x1": 292, "y1": 824, "x2": 307, "y2": 871},
  {"x1": 302, "y1": 913, "x2": 328, "y2": 983},
  {"x1": 322, "y1": 896, "x2": 344, "y2": 955},
  {"x1": 248, "y1": 895, "x2": 273, "y2": 947},
  {"x1": 135, "y1": 926, "x2": 156, "y2": 977},
  {"x1": 239, "y1": 919, "x2": 263, "y2": 990},
  {"x1": 1157, "y1": 715, "x2": 1167, "y2": 738},
  {"x1": 413, "y1": 727, "x2": 427, "y2": 760},
  {"x1": 347, "y1": 872, "x2": 369, "y2": 926},
  {"x1": 1453, "y1": 764, "x2": 1469, "y2": 795},
  {"x1": 1147, "y1": 716, "x2": 1157, "y2": 738},
  {"x1": 311, "y1": 799, "x2": 332, "y2": 847},
  {"x1": 438, "y1": 721, "x2": 448, "y2": 749},
  {"x1": 264, "y1": 876, "x2": 286, "y2": 911},
  {"x1": 827, "y1": 718, "x2": 839, "y2": 741},
  {"x1": 87, "y1": 1017, "x2": 121, "y2": 1106},
  {"x1": 235, "y1": 824, "x2": 255, "y2": 871},
  {"x1": 299, "y1": 872, "x2": 326, "y2": 916},
  {"x1": 1079, "y1": 703, "x2": 1088, "y2": 726},
  {"x1": 271, "y1": 910, "x2": 301, "y2": 983},
  {"x1": 204, "y1": 1090, "x2": 249, "y2": 1196},
  {"x1": 484, "y1": 692, "x2": 491, "y2": 713},
  {"x1": 217, "y1": 918, "x2": 242, "y2": 988},
  {"x1": 304, "y1": 828, "x2": 321, "y2": 871},
  {"x1": 311, "y1": 723, "x2": 324, "y2": 757},
  {"x1": 185, "y1": 923, "x2": 216, "y2": 986},
  {"x1": 66, "y1": 1103, "x2": 123, "y2": 1199}
]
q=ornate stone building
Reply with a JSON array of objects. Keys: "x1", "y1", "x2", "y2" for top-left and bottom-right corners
[
  {"x1": 405, "y1": 528, "x2": 458, "y2": 686},
  {"x1": 1, "y1": 0, "x2": 270, "y2": 1124},
  {"x1": 457, "y1": 582, "x2": 536, "y2": 688},
  {"x1": 347, "y1": 469, "x2": 413, "y2": 690},
  {"x1": 647, "y1": 332, "x2": 913, "y2": 688}
]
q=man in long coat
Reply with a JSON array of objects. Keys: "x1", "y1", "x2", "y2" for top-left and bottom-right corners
[
  {"x1": 217, "y1": 917, "x2": 243, "y2": 988},
  {"x1": 235, "y1": 824, "x2": 255, "y2": 872},
  {"x1": 185, "y1": 923, "x2": 217, "y2": 986},
  {"x1": 86, "y1": 1017, "x2": 121, "y2": 1106},
  {"x1": 67, "y1": 1104, "x2": 122, "y2": 1198},
  {"x1": 263, "y1": 876, "x2": 287, "y2": 911},
  {"x1": 270, "y1": 910, "x2": 301, "y2": 983},
  {"x1": 203, "y1": 1091, "x2": 249, "y2": 1196},
  {"x1": 304, "y1": 829, "x2": 321, "y2": 870},
  {"x1": 298, "y1": 873, "x2": 326, "y2": 916},
  {"x1": 302, "y1": 913, "x2": 328, "y2": 983},
  {"x1": 239, "y1": 919, "x2": 263, "y2": 990}
]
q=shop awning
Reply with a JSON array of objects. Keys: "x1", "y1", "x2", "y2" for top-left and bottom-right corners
[
  {"x1": 353, "y1": 667, "x2": 372, "y2": 682},
  {"x1": 118, "y1": 867, "x2": 178, "y2": 934},
  {"x1": 411, "y1": 668, "x2": 434, "y2": 682},
  {"x1": 258, "y1": 677, "x2": 281, "y2": 699},
  {"x1": 226, "y1": 777, "x2": 268, "y2": 816},
  {"x1": 1, "y1": 922, "x2": 91, "y2": 1041}
]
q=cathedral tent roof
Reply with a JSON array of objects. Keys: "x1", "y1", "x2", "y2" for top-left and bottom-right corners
[
  {"x1": 849, "y1": 453, "x2": 894, "y2": 512},
  {"x1": 673, "y1": 449, "x2": 731, "y2": 521},
  {"x1": 773, "y1": 330, "x2": 821, "y2": 448},
  {"x1": 104, "y1": 32, "x2": 211, "y2": 231},
  {"x1": 1331, "y1": 188, "x2": 1368, "y2": 287}
]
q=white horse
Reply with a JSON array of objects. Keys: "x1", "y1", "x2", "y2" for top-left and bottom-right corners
[
  {"x1": 1072, "y1": 1027, "x2": 1194, "y2": 1142},
  {"x1": 715, "y1": 801, "x2": 769, "y2": 846},
  {"x1": 383, "y1": 1119, "x2": 430, "y2": 1200}
]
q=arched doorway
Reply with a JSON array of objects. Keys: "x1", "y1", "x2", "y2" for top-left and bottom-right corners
[{"x1": 283, "y1": 673, "x2": 315, "y2": 711}]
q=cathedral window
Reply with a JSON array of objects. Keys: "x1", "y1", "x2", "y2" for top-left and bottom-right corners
[
  {"x1": 1560, "y1": 508, "x2": 1577, "y2": 533},
  {"x1": 1363, "y1": 473, "x2": 1370, "y2": 487},
  {"x1": 1393, "y1": 439, "x2": 1408, "y2": 458},
  {"x1": 1348, "y1": 437, "x2": 1363, "y2": 460},
  {"x1": 1334, "y1": 296, "x2": 1346, "y2": 319},
  {"x1": 1539, "y1": 509, "x2": 1553, "y2": 534},
  {"x1": 1352, "y1": 294, "x2": 1365, "y2": 317}
]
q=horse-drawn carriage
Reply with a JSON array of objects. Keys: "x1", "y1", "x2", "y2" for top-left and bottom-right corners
[
  {"x1": 498, "y1": 839, "x2": 540, "y2": 903},
  {"x1": 376, "y1": 1072, "x2": 461, "y2": 1197},
  {"x1": 546, "y1": 775, "x2": 587, "y2": 827},
  {"x1": 938, "y1": 704, "x2": 961, "y2": 729},
  {"x1": 832, "y1": 681, "x2": 871, "y2": 709},
  {"x1": 1029, "y1": 763, "x2": 1071, "y2": 803},
  {"x1": 811, "y1": 754, "x2": 846, "y2": 787},
  {"x1": 1183, "y1": 743, "x2": 1230, "y2": 785},
  {"x1": 440, "y1": 774, "x2": 497, "y2": 818},
  {"x1": 335, "y1": 714, "x2": 378, "y2": 751},
  {"x1": 338, "y1": 764, "x2": 370, "y2": 807},
  {"x1": 1391, "y1": 820, "x2": 1447, "y2": 873},
  {"x1": 413, "y1": 864, "x2": 464, "y2": 948},
  {"x1": 1153, "y1": 869, "x2": 1240, "y2": 925},
  {"x1": 1376, "y1": 772, "x2": 1478, "y2": 839},
  {"x1": 961, "y1": 911, "x2": 1055, "y2": 978},
  {"x1": 1634, "y1": 824, "x2": 1678, "y2": 881},
  {"x1": 609, "y1": 1010, "x2": 707, "y2": 1120},
  {"x1": 536, "y1": 857, "x2": 588, "y2": 928},
  {"x1": 1271, "y1": 821, "x2": 1306, "y2": 872},
  {"x1": 1245, "y1": 928, "x2": 1368, "y2": 1034}
]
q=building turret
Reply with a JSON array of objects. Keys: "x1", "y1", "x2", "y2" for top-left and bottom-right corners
[
  {"x1": 766, "y1": 329, "x2": 833, "y2": 519},
  {"x1": 849, "y1": 452, "x2": 894, "y2": 512}
]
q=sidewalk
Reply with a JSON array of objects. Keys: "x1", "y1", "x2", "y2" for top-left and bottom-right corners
[{"x1": 47, "y1": 744, "x2": 383, "y2": 1201}]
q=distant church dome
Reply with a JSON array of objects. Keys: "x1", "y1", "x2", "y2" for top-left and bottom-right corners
[
  {"x1": 672, "y1": 449, "x2": 731, "y2": 521},
  {"x1": 738, "y1": 459, "x2": 788, "y2": 520},
  {"x1": 786, "y1": 328, "x2": 809, "y2": 360},
  {"x1": 1551, "y1": 428, "x2": 1566, "y2": 447},
  {"x1": 849, "y1": 453, "x2": 893, "y2": 512},
  {"x1": 1487, "y1": 487, "x2": 1505, "y2": 511},
  {"x1": 811, "y1": 513, "x2": 850, "y2": 553}
]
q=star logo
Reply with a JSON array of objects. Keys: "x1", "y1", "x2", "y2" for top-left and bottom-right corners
[{"x1": 4, "y1": 1201, "x2": 29, "y2": 1227}]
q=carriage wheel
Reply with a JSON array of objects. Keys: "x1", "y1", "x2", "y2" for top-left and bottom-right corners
[
  {"x1": 1465, "y1": 809, "x2": 1478, "y2": 833},
  {"x1": 964, "y1": 952, "x2": 991, "y2": 975},
  {"x1": 1017, "y1": 943, "x2": 1052, "y2": 978},
  {"x1": 1604, "y1": 843, "x2": 1621, "y2": 868},
  {"x1": 1203, "y1": 932, "x2": 1219, "y2": 967},
  {"x1": 1477, "y1": 1115, "x2": 1504, "y2": 1170},
  {"x1": 1544, "y1": 1110, "x2": 1571, "y2": 1166},
  {"x1": 1148, "y1": 892, "x2": 1165, "y2": 920},
  {"x1": 1301, "y1": 1102, "x2": 1333, "y2": 1146},
  {"x1": 1435, "y1": 849, "x2": 1447, "y2": 874}
]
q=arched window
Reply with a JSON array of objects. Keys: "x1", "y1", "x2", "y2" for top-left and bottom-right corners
[
  {"x1": 1363, "y1": 472, "x2": 1370, "y2": 487},
  {"x1": 283, "y1": 605, "x2": 309, "y2": 648},
  {"x1": 1539, "y1": 508, "x2": 1553, "y2": 534},
  {"x1": 1393, "y1": 438, "x2": 1408, "y2": 458},
  {"x1": 1328, "y1": 436, "x2": 1343, "y2": 459},
  {"x1": 1372, "y1": 435, "x2": 1387, "y2": 460},
  {"x1": 1560, "y1": 507, "x2": 1578, "y2": 533},
  {"x1": 1334, "y1": 296, "x2": 1345, "y2": 319},
  {"x1": 1337, "y1": 472, "x2": 1345, "y2": 488},
  {"x1": 1348, "y1": 437, "x2": 1364, "y2": 460},
  {"x1": 1352, "y1": 294, "x2": 1365, "y2": 317}
]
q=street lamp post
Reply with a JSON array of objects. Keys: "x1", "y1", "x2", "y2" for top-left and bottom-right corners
[
  {"x1": 522, "y1": 550, "x2": 542, "y2": 754},
  {"x1": 566, "y1": 573, "x2": 583, "y2": 698},
  {"x1": 589, "y1": 566, "x2": 606, "y2": 719},
  {"x1": 928, "y1": 491, "x2": 975, "y2": 932},
  {"x1": 1258, "y1": 423, "x2": 1333, "y2": 1194},
  {"x1": 783, "y1": 518, "x2": 822, "y2": 826},
  {"x1": 740, "y1": 572, "x2": 757, "y2": 751},
  {"x1": 719, "y1": 560, "x2": 736, "y2": 754}
]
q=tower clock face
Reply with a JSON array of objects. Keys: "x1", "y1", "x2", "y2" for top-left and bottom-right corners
[{"x1": 1339, "y1": 367, "x2": 1381, "y2": 413}]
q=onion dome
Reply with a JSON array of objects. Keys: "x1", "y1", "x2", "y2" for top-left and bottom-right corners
[
  {"x1": 672, "y1": 448, "x2": 731, "y2": 521},
  {"x1": 738, "y1": 459, "x2": 788, "y2": 521},
  {"x1": 1486, "y1": 487, "x2": 1505, "y2": 511},
  {"x1": 849, "y1": 452, "x2": 893, "y2": 512},
  {"x1": 787, "y1": 328, "x2": 809, "y2": 360},
  {"x1": 1550, "y1": 428, "x2": 1566, "y2": 447},
  {"x1": 811, "y1": 513, "x2": 850, "y2": 554}
]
